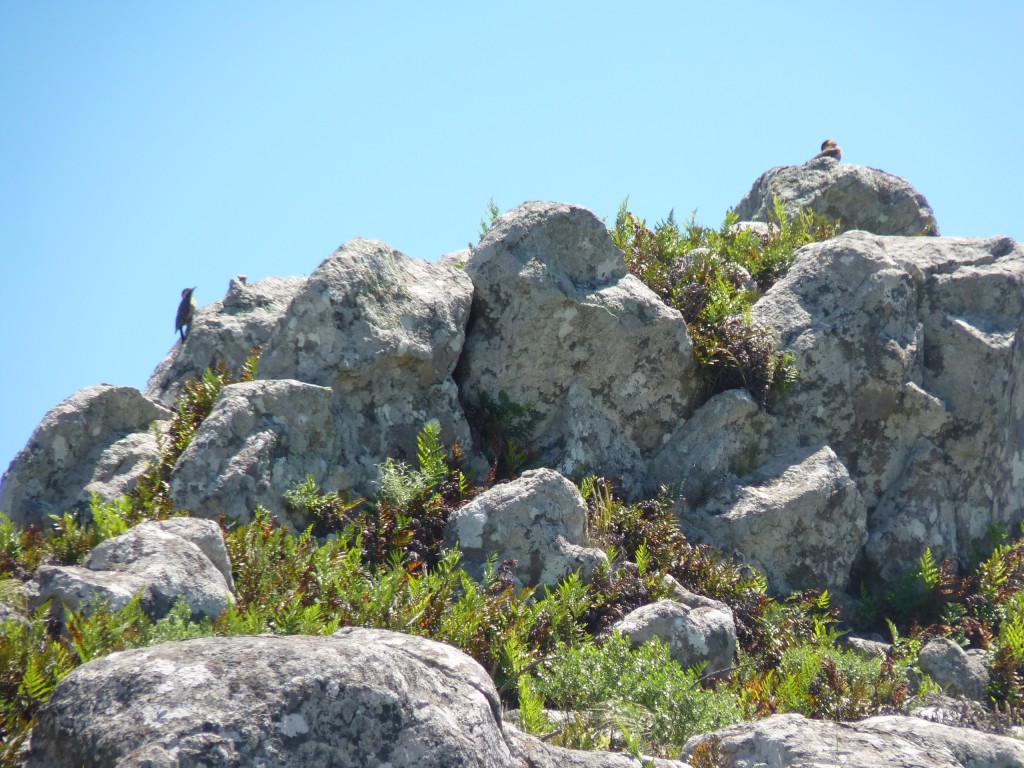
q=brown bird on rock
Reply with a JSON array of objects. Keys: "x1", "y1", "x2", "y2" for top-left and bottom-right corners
[
  {"x1": 176, "y1": 287, "x2": 196, "y2": 343},
  {"x1": 813, "y1": 139, "x2": 842, "y2": 161}
]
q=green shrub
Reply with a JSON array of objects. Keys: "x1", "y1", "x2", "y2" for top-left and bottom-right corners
[{"x1": 530, "y1": 632, "x2": 741, "y2": 757}]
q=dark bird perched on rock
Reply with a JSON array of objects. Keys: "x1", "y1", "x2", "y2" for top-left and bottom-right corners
[
  {"x1": 175, "y1": 287, "x2": 196, "y2": 343},
  {"x1": 813, "y1": 139, "x2": 842, "y2": 161}
]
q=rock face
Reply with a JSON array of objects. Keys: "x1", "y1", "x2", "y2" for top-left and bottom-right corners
[
  {"x1": 751, "y1": 232, "x2": 1024, "y2": 585},
  {"x1": 683, "y1": 712, "x2": 1024, "y2": 768},
  {"x1": 443, "y1": 468, "x2": 607, "y2": 588},
  {"x1": 0, "y1": 385, "x2": 171, "y2": 528},
  {"x1": 455, "y1": 202, "x2": 701, "y2": 492},
  {"x1": 30, "y1": 518, "x2": 234, "y2": 622},
  {"x1": 169, "y1": 379, "x2": 339, "y2": 524},
  {"x1": 25, "y1": 628, "x2": 684, "y2": 768},
  {"x1": 684, "y1": 446, "x2": 867, "y2": 595},
  {"x1": 146, "y1": 275, "x2": 307, "y2": 407},
  {"x1": 259, "y1": 238, "x2": 475, "y2": 469},
  {"x1": 615, "y1": 597, "x2": 736, "y2": 678},
  {"x1": 734, "y1": 155, "x2": 939, "y2": 236},
  {"x1": 169, "y1": 240, "x2": 478, "y2": 521}
]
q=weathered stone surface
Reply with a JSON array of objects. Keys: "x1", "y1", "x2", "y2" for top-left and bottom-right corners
[
  {"x1": 649, "y1": 389, "x2": 773, "y2": 503},
  {"x1": 684, "y1": 446, "x2": 866, "y2": 595},
  {"x1": 146, "y1": 275, "x2": 307, "y2": 407},
  {"x1": 734, "y1": 155, "x2": 939, "y2": 236},
  {"x1": 0, "y1": 385, "x2": 171, "y2": 528},
  {"x1": 753, "y1": 232, "x2": 1024, "y2": 584},
  {"x1": 918, "y1": 638, "x2": 991, "y2": 703},
  {"x1": 443, "y1": 468, "x2": 607, "y2": 588},
  {"x1": 615, "y1": 598, "x2": 736, "y2": 678},
  {"x1": 455, "y1": 202, "x2": 701, "y2": 494},
  {"x1": 169, "y1": 379, "x2": 339, "y2": 525},
  {"x1": 30, "y1": 518, "x2": 233, "y2": 622},
  {"x1": 25, "y1": 628, "x2": 683, "y2": 768},
  {"x1": 683, "y1": 712, "x2": 1024, "y2": 768},
  {"x1": 259, "y1": 238, "x2": 478, "y2": 484}
]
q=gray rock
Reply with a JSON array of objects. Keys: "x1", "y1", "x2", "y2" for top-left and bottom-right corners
[
  {"x1": 30, "y1": 518, "x2": 234, "y2": 622},
  {"x1": 753, "y1": 232, "x2": 1024, "y2": 584},
  {"x1": 259, "y1": 238, "x2": 478, "y2": 486},
  {"x1": 684, "y1": 446, "x2": 867, "y2": 595},
  {"x1": 683, "y1": 712, "x2": 1024, "y2": 768},
  {"x1": 650, "y1": 389, "x2": 774, "y2": 503},
  {"x1": 734, "y1": 156, "x2": 939, "y2": 236},
  {"x1": 146, "y1": 275, "x2": 307, "y2": 407},
  {"x1": 25, "y1": 628, "x2": 683, "y2": 768},
  {"x1": 443, "y1": 468, "x2": 608, "y2": 588},
  {"x1": 0, "y1": 385, "x2": 171, "y2": 528},
  {"x1": 169, "y1": 379, "x2": 340, "y2": 525},
  {"x1": 918, "y1": 638, "x2": 991, "y2": 703},
  {"x1": 456, "y1": 201, "x2": 701, "y2": 495},
  {"x1": 614, "y1": 598, "x2": 736, "y2": 679}
]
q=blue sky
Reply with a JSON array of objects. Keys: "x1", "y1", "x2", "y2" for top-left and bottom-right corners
[{"x1": 2, "y1": 2, "x2": 1022, "y2": 479}]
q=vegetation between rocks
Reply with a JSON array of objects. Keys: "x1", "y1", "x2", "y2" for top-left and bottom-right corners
[{"x1": 610, "y1": 197, "x2": 838, "y2": 408}]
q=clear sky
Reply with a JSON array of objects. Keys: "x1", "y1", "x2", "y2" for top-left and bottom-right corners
[{"x1": 2, "y1": 2, "x2": 1022, "y2": 480}]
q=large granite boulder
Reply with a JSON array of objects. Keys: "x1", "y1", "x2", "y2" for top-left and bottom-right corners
[
  {"x1": 0, "y1": 385, "x2": 171, "y2": 528},
  {"x1": 443, "y1": 468, "x2": 607, "y2": 588},
  {"x1": 683, "y1": 446, "x2": 867, "y2": 595},
  {"x1": 25, "y1": 628, "x2": 686, "y2": 768},
  {"x1": 918, "y1": 638, "x2": 991, "y2": 703},
  {"x1": 30, "y1": 518, "x2": 234, "y2": 622},
  {"x1": 682, "y1": 712, "x2": 1024, "y2": 768},
  {"x1": 259, "y1": 238, "x2": 478, "y2": 486},
  {"x1": 146, "y1": 275, "x2": 307, "y2": 407},
  {"x1": 752, "y1": 232, "x2": 1024, "y2": 585},
  {"x1": 734, "y1": 155, "x2": 939, "y2": 236},
  {"x1": 455, "y1": 202, "x2": 701, "y2": 494}
]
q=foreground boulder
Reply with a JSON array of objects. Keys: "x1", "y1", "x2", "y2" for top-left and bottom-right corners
[
  {"x1": 443, "y1": 468, "x2": 607, "y2": 588},
  {"x1": 0, "y1": 385, "x2": 171, "y2": 528},
  {"x1": 146, "y1": 275, "x2": 307, "y2": 406},
  {"x1": 752, "y1": 232, "x2": 1024, "y2": 585},
  {"x1": 682, "y1": 712, "x2": 1024, "y2": 768},
  {"x1": 456, "y1": 202, "x2": 701, "y2": 494},
  {"x1": 30, "y1": 518, "x2": 234, "y2": 622},
  {"x1": 733, "y1": 154, "x2": 939, "y2": 236},
  {"x1": 26, "y1": 628, "x2": 685, "y2": 768}
]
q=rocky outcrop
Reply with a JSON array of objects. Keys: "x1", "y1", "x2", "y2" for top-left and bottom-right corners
[
  {"x1": 0, "y1": 385, "x2": 171, "y2": 528},
  {"x1": 146, "y1": 275, "x2": 307, "y2": 406},
  {"x1": 455, "y1": 202, "x2": 701, "y2": 492},
  {"x1": 443, "y1": 468, "x2": 607, "y2": 588},
  {"x1": 734, "y1": 155, "x2": 939, "y2": 236},
  {"x1": 168, "y1": 239, "x2": 478, "y2": 520},
  {"x1": 25, "y1": 628, "x2": 686, "y2": 768},
  {"x1": 259, "y1": 238, "x2": 475, "y2": 470},
  {"x1": 684, "y1": 446, "x2": 866, "y2": 595},
  {"x1": 30, "y1": 518, "x2": 234, "y2": 622},
  {"x1": 614, "y1": 596, "x2": 736, "y2": 678},
  {"x1": 683, "y1": 712, "x2": 1024, "y2": 768},
  {"x1": 752, "y1": 232, "x2": 1024, "y2": 584}
]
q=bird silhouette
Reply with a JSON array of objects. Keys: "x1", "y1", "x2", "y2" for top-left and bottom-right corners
[{"x1": 176, "y1": 287, "x2": 196, "y2": 343}]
